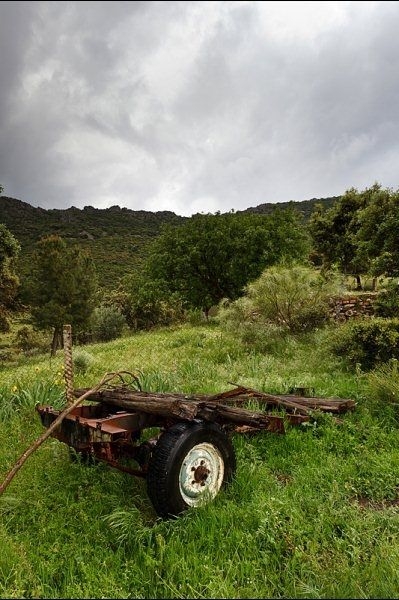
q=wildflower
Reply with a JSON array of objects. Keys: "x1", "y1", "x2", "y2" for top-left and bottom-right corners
[{"x1": 11, "y1": 385, "x2": 18, "y2": 393}]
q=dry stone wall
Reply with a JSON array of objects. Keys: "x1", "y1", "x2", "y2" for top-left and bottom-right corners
[{"x1": 328, "y1": 293, "x2": 377, "y2": 322}]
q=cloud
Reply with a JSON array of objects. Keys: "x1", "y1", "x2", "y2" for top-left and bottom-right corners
[{"x1": 0, "y1": 0, "x2": 399, "y2": 215}]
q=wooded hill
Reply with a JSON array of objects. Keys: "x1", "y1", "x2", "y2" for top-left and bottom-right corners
[{"x1": 0, "y1": 195, "x2": 338, "y2": 289}]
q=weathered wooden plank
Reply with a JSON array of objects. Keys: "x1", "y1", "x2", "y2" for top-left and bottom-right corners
[{"x1": 73, "y1": 389, "x2": 286, "y2": 431}]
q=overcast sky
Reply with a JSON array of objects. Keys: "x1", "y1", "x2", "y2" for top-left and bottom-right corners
[{"x1": 1, "y1": 1, "x2": 399, "y2": 215}]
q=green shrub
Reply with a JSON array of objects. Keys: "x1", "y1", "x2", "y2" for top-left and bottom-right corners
[
  {"x1": 330, "y1": 318, "x2": 399, "y2": 370},
  {"x1": 14, "y1": 326, "x2": 49, "y2": 354},
  {"x1": 246, "y1": 265, "x2": 342, "y2": 332},
  {"x1": 374, "y1": 280, "x2": 399, "y2": 317},
  {"x1": 73, "y1": 349, "x2": 95, "y2": 374},
  {"x1": 219, "y1": 266, "x2": 342, "y2": 350},
  {"x1": 218, "y1": 295, "x2": 285, "y2": 352},
  {"x1": 368, "y1": 360, "x2": 399, "y2": 404},
  {"x1": 128, "y1": 280, "x2": 186, "y2": 330},
  {"x1": 367, "y1": 361, "x2": 399, "y2": 420},
  {"x1": 90, "y1": 305, "x2": 126, "y2": 342},
  {"x1": 0, "y1": 307, "x2": 10, "y2": 332},
  {"x1": 0, "y1": 381, "x2": 64, "y2": 421},
  {"x1": 186, "y1": 308, "x2": 206, "y2": 326}
]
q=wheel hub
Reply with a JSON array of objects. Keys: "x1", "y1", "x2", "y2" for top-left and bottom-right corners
[
  {"x1": 193, "y1": 463, "x2": 210, "y2": 484},
  {"x1": 179, "y1": 442, "x2": 225, "y2": 506}
]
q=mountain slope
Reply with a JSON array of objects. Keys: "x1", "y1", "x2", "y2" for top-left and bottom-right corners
[
  {"x1": 241, "y1": 196, "x2": 339, "y2": 219},
  {"x1": 0, "y1": 195, "x2": 339, "y2": 289},
  {"x1": 0, "y1": 197, "x2": 185, "y2": 288}
]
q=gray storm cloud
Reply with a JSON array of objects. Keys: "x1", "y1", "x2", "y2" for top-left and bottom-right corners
[{"x1": 0, "y1": 0, "x2": 399, "y2": 215}]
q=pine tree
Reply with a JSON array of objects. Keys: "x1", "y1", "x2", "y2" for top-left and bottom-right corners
[
  {"x1": 28, "y1": 235, "x2": 97, "y2": 354},
  {"x1": 0, "y1": 223, "x2": 20, "y2": 332}
]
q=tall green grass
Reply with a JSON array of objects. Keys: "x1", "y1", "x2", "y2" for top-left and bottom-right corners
[{"x1": 1, "y1": 324, "x2": 399, "y2": 598}]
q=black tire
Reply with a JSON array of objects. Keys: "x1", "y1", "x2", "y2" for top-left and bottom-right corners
[{"x1": 147, "y1": 421, "x2": 236, "y2": 519}]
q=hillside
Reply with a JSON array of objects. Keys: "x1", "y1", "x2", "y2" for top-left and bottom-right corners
[
  {"x1": 242, "y1": 196, "x2": 339, "y2": 219},
  {"x1": 0, "y1": 194, "x2": 338, "y2": 289},
  {"x1": 0, "y1": 196, "x2": 185, "y2": 288}
]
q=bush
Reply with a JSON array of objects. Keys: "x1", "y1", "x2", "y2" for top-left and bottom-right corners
[
  {"x1": 90, "y1": 305, "x2": 126, "y2": 342},
  {"x1": 73, "y1": 349, "x2": 95, "y2": 374},
  {"x1": 246, "y1": 265, "x2": 342, "y2": 332},
  {"x1": 368, "y1": 361, "x2": 399, "y2": 405},
  {"x1": 127, "y1": 280, "x2": 186, "y2": 330},
  {"x1": 218, "y1": 295, "x2": 284, "y2": 352},
  {"x1": 367, "y1": 361, "x2": 399, "y2": 421},
  {"x1": 0, "y1": 307, "x2": 10, "y2": 332},
  {"x1": 14, "y1": 326, "x2": 49, "y2": 354},
  {"x1": 374, "y1": 280, "x2": 399, "y2": 317},
  {"x1": 219, "y1": 266, "x2": 342, "y2": 350},
  {"x1": 186, "y1": 308, "x2": 206, "y2": 326},
  {"x1": 330, "y1": 318, "x2": 399, "y2": 370}
]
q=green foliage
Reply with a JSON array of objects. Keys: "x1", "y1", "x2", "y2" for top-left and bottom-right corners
[
  {"x1": 330, "y1": 318, "x2": 399, "y2": 370},
  {"x1": 309, "y1": 187, "x2": 369, "y2": 282},
  {"x1": 127, "y1": 275, "x2": 186, "y2": 330},
  {"x1": 0, "y1": 380, "x2": 64, "y2": 421},
  {"x1": 219, "y1": 295, "x2": 286, "y2": 353},
  {"x1": 27, "y1": 235, "x2": 97, "y2": 351},
  {"x1": 147, "y1": 210, "x2": 310, "y2": 312},
  {"x1": 248, "y1": 265, "x2": 342, "y2": 332},
  {"x1": 356, "y1": 186, "x2": 399, "y2": 277},
  {"x1": 0, "y1": 223, "x2": 20, "y2": 331},
  {"x1": 374, "y1": 280, "x2": 399, "y2": 317},
  {"x1": 220, "y1": 266, "x2": 341, "y2": 350},
  {"x1": 90, "y1": 305, "x2": 126, "y2": 342},
  {"x1": 13, "y1": 326, "x2": 49, "y2": 355},
  {"x1": 0, "y1": 195, "x2": 337, "y2": 291},
  {"x1": 0, "y1": 196, "x2": 185, "y2": 290},
  {"x1": 244, "y1": 195, "x2": 338, "y2": 218},
  {"x1": 310, "y1": 184, "x2": 399, "y2": 283},
  {"x1": 367, "y1": 361, "x2": 399, "y2": 418},
  {"x1": 73, "y1": 349, "x2": 95, "y2": 374}
]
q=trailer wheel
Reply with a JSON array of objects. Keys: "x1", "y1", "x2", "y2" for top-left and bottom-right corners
[{"x1": 147, "y1": 421, "x2": 236, "y2": 518}]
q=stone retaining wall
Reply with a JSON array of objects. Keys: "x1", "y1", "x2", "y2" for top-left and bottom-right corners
[{"x1": 328, "y1": 293, "x2": 378, "y2": 321}]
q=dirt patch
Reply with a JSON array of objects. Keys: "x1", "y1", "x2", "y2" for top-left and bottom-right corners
[
  {"x1": 353, "y1": 496, "x2": 399, "y2": 510},
  {"x1": 275, "y1": 473, "x2": 293, "y2": 485}
]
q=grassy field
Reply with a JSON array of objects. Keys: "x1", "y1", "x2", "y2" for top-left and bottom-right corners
[{"x1": 1, "y1": 323, "x2": 399, "y2": 598}]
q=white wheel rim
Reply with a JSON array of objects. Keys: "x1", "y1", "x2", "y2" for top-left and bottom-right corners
[{"x1": 179, "y1": 442, "x2": 225, "y2": 507}]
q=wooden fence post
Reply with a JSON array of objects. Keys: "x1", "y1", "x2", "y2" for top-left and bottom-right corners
[{"x1": 63, "y1": 324, "x2": 74, "y2": 406}]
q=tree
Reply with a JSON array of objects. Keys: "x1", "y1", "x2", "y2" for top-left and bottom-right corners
[
  {"x1": 129, "y1": 277, "x2": 185, "y2": 329},
  {"x1": 28, "y1": 235, "x2": 97, "y2": 354},
  {"x1": 145, "y1": 210, "x2": 310, "y2": 315},
  {"x1": 356, "y1": 185, "x2": 399, "y2": 278},
  {"x1": 309, "y1": 188, "x2": 370, "y2": 289},
  {"x1": 0, "y1": 223, "x2": 20, "y2": 331}
]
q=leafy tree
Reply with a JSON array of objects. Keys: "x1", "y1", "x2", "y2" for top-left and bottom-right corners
[
  {"x1": 28, "y1": 235, "x2": 97, "y2": 354},
  {"x1": 126, "y1": 273, "x2": 185, "y2": 330},
  {"x1": 0, "y1": 221, "x2": 20, "y2": 332},
  {"x1": 309, "y1": 188, "x2": 371, "y2": 289},
  {"x1": 356, "y1": 185, "x2": 399, "y2": 277},
  {"x1": 145, "y1": 210, "x2": 310, "y2": 315}
]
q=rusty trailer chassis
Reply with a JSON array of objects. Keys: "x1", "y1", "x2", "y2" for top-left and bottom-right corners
[
  {"x1": 37, "y1": 403, "x2": 163, "y2": 478},
  {"x1": 36, "y1": 386, "x2": 355, "y2": 517},
  {"x1": 36, "y1": 386, "x2": 353, "y2": 479}
]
